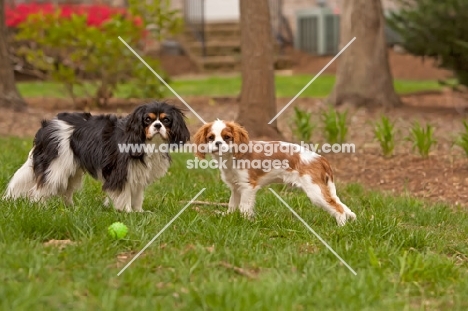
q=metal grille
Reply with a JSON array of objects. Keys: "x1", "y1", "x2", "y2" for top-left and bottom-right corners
[
  {"x1": 298, "y1": 16, "x2": 319, "y2": 54},
  {"x1": 296, "y1": 8, "x2": 340, "y2": 56}
]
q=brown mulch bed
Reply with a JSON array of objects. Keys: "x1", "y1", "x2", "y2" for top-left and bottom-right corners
[
  {"x1": 332, "y1": 152, "x2": 468, "y2": 206},
  {"x1": 1, "y1": 92, "x2": 467, "y2": 208}
]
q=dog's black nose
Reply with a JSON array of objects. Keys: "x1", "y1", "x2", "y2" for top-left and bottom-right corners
[
  {"x1": 215, "y1": 141, "x2": 222, "y2": 147},
  {"x1": 154, "y1": 123, "x2": 162, "y2": 129}
]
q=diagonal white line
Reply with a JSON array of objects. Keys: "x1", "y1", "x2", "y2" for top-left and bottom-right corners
[
  {"x1": 268, "y1": 37, "x2": 356, "y2": 124},
  {"x1": 118, "y1": 36, "x2": 206, "y2": 124},
  {"x1": 268, "y1": 188, "x2": 357, "y2": 276},
  {"x1": 117, "y1": 188, "x2": 206, "y2": 276}
]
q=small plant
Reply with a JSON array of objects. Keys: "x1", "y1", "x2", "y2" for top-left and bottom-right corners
[
  {"x1": 454, "y1": 120, "x2": 468, "y2": 157},
  {"x1": 406, "y1": 121, "x2": 437, "y2": 158},
  {"x1": 374, "y1": 116, "x2": 396, "y2": 157},
  {"x1": 321, "y1": 105, "x2": 348, "y2": 144},
  {"x1": 290, "y1": 107, "x2": 315, "y2": 142}
]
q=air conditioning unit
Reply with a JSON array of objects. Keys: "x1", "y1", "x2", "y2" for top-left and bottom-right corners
[
  {"x1": 295, "y1": 8, "x2": 403, "y2": 55},
  {"x1": 295, "y1": 7, "x2": 340, "y2": 56}
]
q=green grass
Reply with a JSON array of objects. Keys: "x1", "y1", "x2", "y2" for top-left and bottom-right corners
[
  {"x1": 17, "y1": 75, "x2": 443, "y2": 99},
  {"x1": 1, "y1": 136, "x2": 468, "y2": 310}
]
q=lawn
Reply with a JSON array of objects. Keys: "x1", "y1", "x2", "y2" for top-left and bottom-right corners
[
  {"x1": 1, "y1": 136, "x2": 468, "y2": 310},
  {"x1": 17, "y1": 75, "x2": 443, "y2": 99}
]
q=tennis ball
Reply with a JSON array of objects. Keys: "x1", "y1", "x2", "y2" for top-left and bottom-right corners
[{"x1": 108, "y1": 222, "x2": 128, "y2": 239}]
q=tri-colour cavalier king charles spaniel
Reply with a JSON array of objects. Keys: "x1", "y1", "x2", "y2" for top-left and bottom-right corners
[
  {"x1": 193, "y1": 120, "x2": 356, "y2": 226},
  {"x1": 4, "y1": 101, "x2": 190, "y2": 212}
]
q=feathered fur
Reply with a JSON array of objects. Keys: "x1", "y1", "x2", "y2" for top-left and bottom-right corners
[{"x1": 4, "y1": 101, "x2": 190, "y2": 212}]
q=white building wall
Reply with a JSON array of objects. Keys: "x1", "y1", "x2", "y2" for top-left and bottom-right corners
[{"x1": 172, "y1": 0, "x2": 400, "y2": 30}]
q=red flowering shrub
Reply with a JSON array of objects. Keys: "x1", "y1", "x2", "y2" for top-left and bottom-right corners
[
  {"x1": 10, "y1": 3, "x2": 162, "y2": 106},
  {"x1": 7, "y1": 1, "x2": 182, "y2": 105},
  {"x1": 5, "y1": 3, "x2": 139, "y2": 28}
]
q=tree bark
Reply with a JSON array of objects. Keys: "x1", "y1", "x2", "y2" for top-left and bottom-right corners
[
  {"x1": 0, "y1": 0, "x2": 27, "y2": 110},
  {"x1": 237, "y1": 0, "x2": 281, "y2": 139},
  {"x1": 328, "y1": 0, "x2": 401, "y2": 108}
]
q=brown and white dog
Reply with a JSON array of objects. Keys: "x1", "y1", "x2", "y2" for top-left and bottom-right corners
[{"x1": 193, "y1": 120, "x2": 356, "y2": 226}]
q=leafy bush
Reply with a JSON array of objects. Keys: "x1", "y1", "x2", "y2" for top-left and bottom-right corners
[
  {"x1": 374, "y1": 116, "x2": 396, "y2": 157},
  {"x1": 290, "y1": 107, "x2": 315, "y2": 142},
  {"x1": 406, "y1": 122, "x2": 437, "y2": 158},
  {"x1": 454, "y1": 120, "x2": 468, "y2": 156},
  {"x1": 387, "y1": 0, "x2": 468, "y2": 87},
  {"x1": 321, "y1": 106, "x2": 348, "y2": 144},
  {"x1": 9, "y1": 2, "x2": 180, "y2": 106}
]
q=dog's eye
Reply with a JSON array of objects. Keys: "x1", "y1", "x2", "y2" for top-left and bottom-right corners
[
  {"x1": 161, "y1": 118, "x2": 170, "y2": 124},
  {"x1": 144, "y1": 117, "x2": 152, "y2": 123},
  {"x1": 208, "y1": 135, "x2": 215, "y2": 141},
  {"x1": 224, "y1": 135, "x2": 232, "y2": 140}
]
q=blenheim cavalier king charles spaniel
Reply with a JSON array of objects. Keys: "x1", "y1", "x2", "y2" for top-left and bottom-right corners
[{"x1": 193, "y1": 120, "x2": 356, "y2": 226}]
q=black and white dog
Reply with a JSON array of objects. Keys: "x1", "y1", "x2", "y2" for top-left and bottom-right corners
[{"x1": 4, "y1": 101, "x2": 190, "y2": 212}]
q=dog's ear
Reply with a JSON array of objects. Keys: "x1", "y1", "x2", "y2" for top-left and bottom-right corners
[
  {"x1": 169, "y1": 105, "x2": 191, "y2": 145},
  {"x1": 227, "y1": 122, "x2": 249, "y2": 158},
  {"x1": 193, "y1": 123, "x2": 212, "y2": 159},
  {"x1": 124, "y1": 105, "x2": 147, "y2": 158}
]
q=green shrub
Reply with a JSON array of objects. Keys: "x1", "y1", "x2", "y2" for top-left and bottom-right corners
[
  {"x1": 406, "y1": 121, "x2": 437, "y2": 158},
  {"x1": 290, "y1": 107, "x2": 315, "y2": 142},
  {"x1": 321, "y1": 106, "x2": 348, "y2": 144},
  {"x1": 14, "y1": 3, "x2": 180, "y2": 106},
  {"x1": 387, "y1": 0, "x2": 468, "y2": 87},
  {"x1": 374, "y1": 116, "x2": 396, "y2": 157}
]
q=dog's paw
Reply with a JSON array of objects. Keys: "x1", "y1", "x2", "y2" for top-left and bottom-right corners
[
  {"x1": 346, "y1": 210, "x2": 357, "y2": 221},
  {"x1": 63, "y1": 197, "x2": 75, "y2": 207},
  {"x1": 240, "y1": 210, "x2": 255, "y2": 221},
  {"x1": 218, "y1": 210, "x2": 234, "y2": 217},
  {"x1": 335, "y1": 210, "x2": 357, "y2": 226},
  {"x1": 335, "y1": 213, "x2": 347, "y2": 226}
]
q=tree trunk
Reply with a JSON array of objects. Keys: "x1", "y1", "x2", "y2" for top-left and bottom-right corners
[
  {"x1": 237, "y1": 0, "x2": 281, "y2": 139},
  {"x1": 328, "y1": 0, "x2": 401, "y2": 108},
  {"x1": 0, "y1": 0, "x2": 27, "y2": 110}
]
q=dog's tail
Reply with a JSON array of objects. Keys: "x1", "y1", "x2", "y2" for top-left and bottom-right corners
[
  {"x1": 3, "y1": 149, "x2": 36, "y2": 200},
  {"x1": 4, "y1": 114, "x2": 87, "y2": 201}
]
